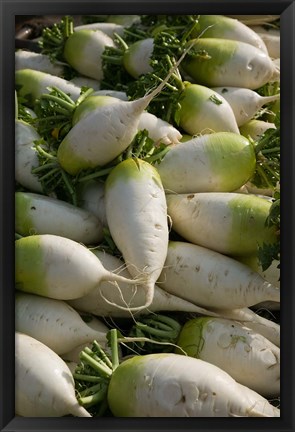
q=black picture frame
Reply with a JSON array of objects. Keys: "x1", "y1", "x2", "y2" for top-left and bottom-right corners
[{"x1": 1, "y1": 0, "x2": 294, "y2": 431}]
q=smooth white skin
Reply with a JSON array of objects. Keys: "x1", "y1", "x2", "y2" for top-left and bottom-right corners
[
  {"x1": 216, "y1": 307, "x2": 280, "y2": 347},
  {"x1": 15, "y1": 191, "x2": 104, "y2": 244},
  {"x1": 157, "y1": 242, "x2": 279, "y2": 310},
  {"x1": 124, "y1": 38, "x2": 154, "y2": 78},
  {"x1": 15, "y1": 332, "x2": 91, "y2": 417},
  {"x1": 16, "y1": 234, "x2": 138, "y2": 300},
  {"x1": 249, "y1": 26, "x2": 280, "y2": 58},
  {"x1": 74, "y1": 22, "x2": 125, "y2": 38},
  {"x1": 92, "y1": 89, "x2": 128, "y2": 100},
  {"x1": 108, "y1": 353, "x2": 280, "y2": 417},
  {"x1": 77, "y1": 180, "x2": 108, "y2": 227},
  {"x1": 105, "y1": 163, "x2": 169, "y2": 286},
  {"x1": 212, "y1": 17, "x2": 268, "y2": 53},
  {"x1": 178, "y1": 318, "x2": 280, "y2": 397},
  {"x1": 65, "y1": 30, "x2": 115, "y2": 80},
  {"x1": 15, "y1": 292, "x2": 108, "y2": 355},
  {"x1": 15, "y1": 50, "x2": 64, "y2": 76},
  {"x1": 226, "y1": 15, "x2": 280, "y2": 25},
  {"x1": 211, "y1": 87, "x2": 280, "y2": 126},
  {"x1": 68, "y1": 250, "x2": 219, "y2": 318},
  {"x1": 138, "y1": 112, "x2": 182, "y2": 145},
  {"x1": 15, "y1": 120, "x2": 43, "y2": 193}
]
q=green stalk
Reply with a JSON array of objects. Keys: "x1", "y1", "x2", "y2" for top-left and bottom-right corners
[
  {"x1": 109, "y1": 329, "x2": 120, "y2": 371},
  {"x1": 79, "y1": 351, "x2": 112, "y2": 378}
]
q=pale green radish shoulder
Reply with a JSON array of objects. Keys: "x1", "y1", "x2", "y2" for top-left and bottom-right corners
[
  {"x1": 15, "y1": 191, "x2": 104, "y2": 244},
  {"x1": 166, "y1": 192, "x2": 279, "y2": 256},
  {"x1": 15, "y1": 234, "x2": 141, "y2": 300},
  {"x1": 181, "y1": 38, "x2": 279, "y2": 90},
  {"x1": 156, "y1": 132, "x2": 256, "y2": 194}
]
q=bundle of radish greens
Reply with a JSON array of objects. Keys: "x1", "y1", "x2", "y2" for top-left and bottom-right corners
[{"x1": 15, "y1": 13, "x2": 281, "y2": 418}]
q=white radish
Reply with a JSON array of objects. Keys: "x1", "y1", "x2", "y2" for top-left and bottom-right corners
[
  {"x1": 15, "y1": 50, "x2": 64, "y2": 76},
  {"x1": 15, "y1": 69, "x2": 82, "y2": 107},
  {"x1": 15, "y1": 332, "x2": 91, "y2": 417},
  {"x1": 156, "y1": 132, "x2": 256, "y2": 193},
  {"x1": 176, "y1": 83, "x2": 240, "y2": 135},
  {"x1": 137, "y1": 111, "x2": 182, "y2": 145},
  {"x1": 157, "y1": 241, "x2": 280, "y2": 310},
  {"x1": 15, "y1": 234, "x2": 141, "y2": 300},
  {"x1": 15, "y1": 292, "x2": 108, "y2": 355},
  {"x1": 15, "y1": 191, "x2": 104, "y2": 245},
  {"x1": 92, "y1": 89, "x2": 128, "y2": 100},
  {"x1": 77, "y1": 180, "x2": 108, "y2": 227},
  {"x1": 182, "y1": 38, "x2": 279, "y2": 90},
  {"x1": 175, "y1": 316, "x2": 280, "y2": 397},
  {"x1": 15, "y1": 119, "x2": 43, "y2": 193},
  {"x1": 107, "y1": 353, "x2": 280, "y2": 417},
  {"x1": 57, "y1": 44, "x2": 195, "y2": 174},
  {"x1": 226, "y1": 16, "x2": 280, "y2": 25},
  {"x1": 72, "y1": 93, "x2": 182, "y2": 145},
  {"x1": 63, "y1": 29, "x2": 115, "y2": 80},
  {"x1": 240, "y1": 119, "x2": 276, "y2": 141},
  {"x1": 166, "y1": 192, "x2": 278, "y2": 256},
  {"x1": 123, "y1": 38, "x2": 154, "y2": 78},
  {"x1": 104, "y1": 158, "x2": 169, "y2": 311},
  {"x1": 217, "y1": 307, "x2": 280, "y2": 347},
  {"x1": 249, "y1": 25, "x2": 280, "y2": 59},
  {"x1": 68, "y1": 249, "x2": 220, "y2": 318},
  {"x1": 236, "y1": 254, "x2": 280, "y2": 289},
  {"x1": 211, "y1": 86, "x2": 280, "y2": 126},
  {"x1": 74, "y1": 22, "x2": 125, "y2": 38}
]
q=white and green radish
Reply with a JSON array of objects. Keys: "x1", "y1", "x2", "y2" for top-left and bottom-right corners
[
  {"x1": 191, "y1": 15, "x2": 268, "y2": 53},
  {"x1": 74, "y1": 22, "x2": 125, "y2": 38},
  {"x1": 74, "y1": 331, "x2": 280, "y2": 417},
  {"x1": 123, "y1": 38, "x2": 154, "y2": 78},
  {"x1": 15, "y1": 119, "x2": 44, "y2": 193},
  {"x1": 175, "y1": 316, "x2": 280, "y2": 397},
  {"x1": 15, "y1": 50, "x2": 64, "y2": 76},
  {"x1": 56, "y1": 43, "x2": 195, "y2": 174},
  {"x1": 166, "y1": 192, "x2": 278, "y2": 256},
  {"x1": 77, "y1": 180, "x2": 108, "y2": 227},
  {"x1": 92, "y1": 89, "x2": 128, "y2": 100},
  {"x1": 15, "y1": 191, "x2": 104, "y2": 245},
  {"x1": 181, "y1": 38, "x2": 279, "y2": 90},
  {"x1": 104, "y1": 158, "x2": 169, "y2": 310},
  {"x1": 240, "y1": 119, "x2": 276, "y2": 141},
  {"x1": 107, "y1": 354, "x2": 280, "y2": 416},
  {"x1": 15, "y1": 69, "x2": 82, "y2": 107},
  {"x1": 15, "y1": 332, "x2": 91, "y2": 417},
  {"x1": 157, "y1": 241, "x2": 280, "y2": 310},
  {"x1": 175, "y1": 83, "x2": 240, "y2": 135},
  {"x1": 68, "y1": 249, "x2": 220, "y2": 318},
  {"x1": 216, "y1": 307, "x2": 280, "y2": 347},
  {"x1": 15, "y1": 292, "x2": 109, "y2": 355},
  {"x1": 72, "y1": 93, "x2": 182, "y2": 145},
  {"x1": 156, "y1": 132, "x2": 256, "y2": 194},
  {"x1": 63, "y1": 29, "x2": 115, "y2": 80},
  {"x1": 211, "y1": 86, "x2": 280, "y2": 126},
  {"x1": 15, "y1": 234, "x2": 142, "y2": 300}
]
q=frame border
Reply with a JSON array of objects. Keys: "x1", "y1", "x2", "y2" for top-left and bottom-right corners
[{"x1": 1, "y1": 1, "x2": 294, "y2": 431}]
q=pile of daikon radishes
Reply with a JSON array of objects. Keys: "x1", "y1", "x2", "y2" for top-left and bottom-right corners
[{"x1": 15, "y1": 13, "x2": 281, "y2": 418}]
